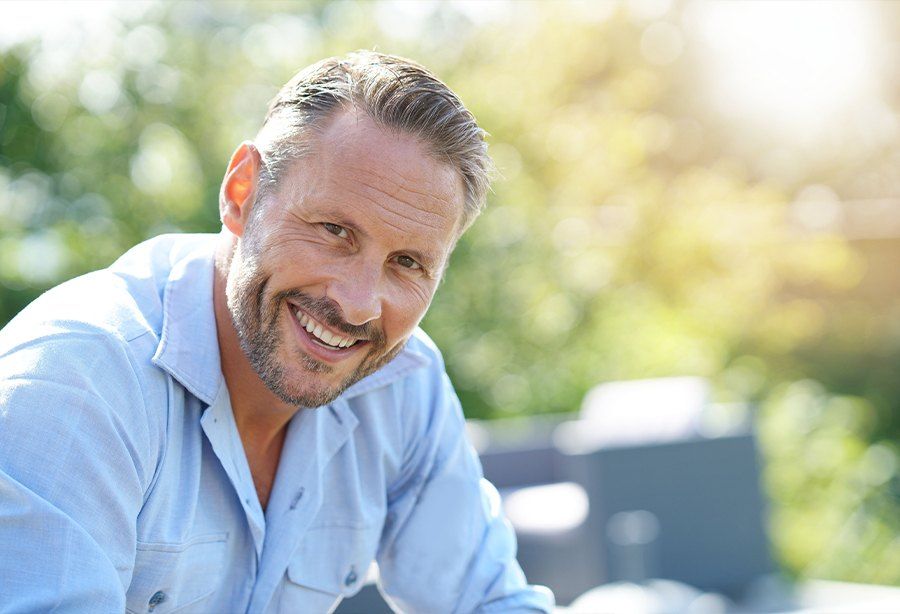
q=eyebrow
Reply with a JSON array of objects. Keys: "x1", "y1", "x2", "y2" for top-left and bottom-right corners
[{"x1": 304, "y1": 205, "x2": 445, "y2": 273}]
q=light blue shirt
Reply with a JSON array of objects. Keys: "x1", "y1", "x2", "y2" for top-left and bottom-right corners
[{"x1": 0, "y1": 234, "x2": 553, "y2": 613}]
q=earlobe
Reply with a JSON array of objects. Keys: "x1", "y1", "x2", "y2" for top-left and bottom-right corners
[{"x1": 219, "y1": 141, "x2": 262, "y2": 238}]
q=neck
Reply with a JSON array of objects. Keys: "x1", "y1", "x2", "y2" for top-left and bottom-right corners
[{"x1": 213, "y1": 235, "x2": 298, "y2": 452}]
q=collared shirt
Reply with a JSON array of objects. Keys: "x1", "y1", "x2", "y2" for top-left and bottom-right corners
[{"x1": 0, "y1": 234, "x2": 554, "y2": 613}]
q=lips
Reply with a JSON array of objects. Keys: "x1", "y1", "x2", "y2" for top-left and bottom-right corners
[
  {"x1": 294, "y1": 308, "x2": 359, "y2": 349},
  {"x1": 287, "y1": 303, "x2": 369, "y2": 365}
]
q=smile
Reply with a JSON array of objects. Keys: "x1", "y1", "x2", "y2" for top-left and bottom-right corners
[{"x1": 293, "y1": 308, "x2": 360, "y2": 350}]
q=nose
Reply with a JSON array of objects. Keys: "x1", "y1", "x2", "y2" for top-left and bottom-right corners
[{"x1": 327, "y1": 262, "x2": 383, "y2": 327}]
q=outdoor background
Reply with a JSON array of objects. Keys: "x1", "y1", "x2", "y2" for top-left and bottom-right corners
[{"x1": 1, "y1": 0, "x2": 898, "y2": 588}]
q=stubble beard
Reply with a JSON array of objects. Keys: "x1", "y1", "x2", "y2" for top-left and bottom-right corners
[{"x1": 226, "y1": 248, "x2": 406, "y2": 408}]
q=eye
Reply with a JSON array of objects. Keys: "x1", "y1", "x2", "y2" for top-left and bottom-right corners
[
  {"x1": 395, "y1": 255, "x2": 422, "y2": 270},
  {"x1": 322, "y1": 222, "x2": 349, "y2": 239}
]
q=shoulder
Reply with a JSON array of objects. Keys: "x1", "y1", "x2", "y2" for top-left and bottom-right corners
[
  {"x1": 0, "y1": 234, "x2": 214, "y2": 474},
  {"x1": 0, "y1": 276, "x2": 161, "y2": 427},
  {"x1": 406, "y1": 327, "x2": 446, "y2": 367},
  {"x1": 0, "y1": 317, "x2": 160, "y2": 497},
  {"x1": 1, "y1": 233, "x2": 213, "y2": 347},
  {"x1": 402, "y1": 328, "x2": 454, "y2": 404}
]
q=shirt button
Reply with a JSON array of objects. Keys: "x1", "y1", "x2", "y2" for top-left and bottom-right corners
[
  {"x1": 148, "y1": 590, "x2": 166, "y2": 611},
  {"x1": 344, "y1": 566, "x2": 357, "y2": 587},
  {"x1": 290, "y1": 487, "x2": 305, "y2": 510}
]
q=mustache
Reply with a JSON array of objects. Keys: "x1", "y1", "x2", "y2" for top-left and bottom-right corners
[{"x1": 275, "y1": 289, "x2": 385, "y2": 345}]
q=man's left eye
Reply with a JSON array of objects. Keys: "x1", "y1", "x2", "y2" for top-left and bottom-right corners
[
  {"x1": 323, "y1": 223, "x2": 349, "y2": 239},
  {"x1": 396, "y1": 255, "x2": 421, "y2": 270}
]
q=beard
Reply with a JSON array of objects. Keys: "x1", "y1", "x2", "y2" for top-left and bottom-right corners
[{"x1": 226, "y1": 245, "x2": 405, "y2": 408}]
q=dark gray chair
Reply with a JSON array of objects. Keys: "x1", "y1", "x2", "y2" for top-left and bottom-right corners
[
  {"x1": 562, "y1": 432, "x2": 774, "y2": 597},
  {"x1": 512, "y1": 430, "x2": 775, "y2": 604}
]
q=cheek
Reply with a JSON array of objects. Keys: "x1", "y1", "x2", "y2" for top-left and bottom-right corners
[
  {"x1": 259, "y1": 223, "x2": 331, "y2": 262},
  {"x1": 409, "y1": 279, "x2": 435, "y2": 308},
  {"x1": 262, "y1": 240, "x2": 334, "y2": 282},
  {"x1": 384, "y1": 285, "x2": 436, "y2": 338}
]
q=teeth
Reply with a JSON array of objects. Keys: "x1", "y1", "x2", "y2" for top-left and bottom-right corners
[{"x1": 294, "y1": 308, "x2": 356, "y2": 349}]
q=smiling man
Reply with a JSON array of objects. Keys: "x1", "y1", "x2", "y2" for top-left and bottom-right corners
[{"x1": 0, "y1": 52, "x2": 554, "y2": 613}]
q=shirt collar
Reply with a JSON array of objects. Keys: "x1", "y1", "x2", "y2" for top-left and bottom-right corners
[
  {"x1": 151, "y1": 237, "x2": 222, "y2": 406},
  {"x1": 340, "y1": 340, "x2": 431, "y2": 400},
  {"x1": 150, "y1": 235, "x2": 432, "y2": 407}
]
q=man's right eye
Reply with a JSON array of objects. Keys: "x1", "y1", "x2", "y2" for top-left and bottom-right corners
[{"x1": 323, "y1": 223, "x2": 349, "y2": 239}]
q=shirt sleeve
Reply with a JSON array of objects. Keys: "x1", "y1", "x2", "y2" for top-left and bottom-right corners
[
  {"x1": 375, "y1": 355, "x2": 555, "y2": 613},
  {"x1": 0, "y1": 328, "x2": 154, "y2": 611}
]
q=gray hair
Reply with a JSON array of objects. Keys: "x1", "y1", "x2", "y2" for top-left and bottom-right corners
[{"x1": 254, "y1": 50, "x2": 493, "y2": 233}]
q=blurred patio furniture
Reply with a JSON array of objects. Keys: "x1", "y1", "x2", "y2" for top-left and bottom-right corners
[{"x1": 480, "y1": 377, "x2": 773, "y2": 605}]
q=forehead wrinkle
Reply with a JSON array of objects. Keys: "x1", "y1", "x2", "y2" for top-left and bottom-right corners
[
  {"x1": 341, "y1": 161, "x2": 461, "y2": 215},
  {"x1": 311, "y1": 112, "x2": 464, "y2": 221},
  {"x1": 342, "y1": 183, "x2": 451, "y2": 233},
  {"x1": 328, "y1": 171, "x2": 457, "y2": 233}
]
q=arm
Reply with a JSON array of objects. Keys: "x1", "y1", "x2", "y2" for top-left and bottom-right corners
[
  {"x1": 0, "y1": 329, "x2": 154, "y2": 611},
  {"x1": 376, "y1": 361, "x2": 554, "y2": 613}
]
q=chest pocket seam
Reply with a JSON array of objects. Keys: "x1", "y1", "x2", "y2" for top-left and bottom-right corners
[
  {"x1": 284, "y1": 525, "x2": 377, "y2": 600},
  {"x1": 126, "y1": 532, "x2": 228, "y2": 614}
]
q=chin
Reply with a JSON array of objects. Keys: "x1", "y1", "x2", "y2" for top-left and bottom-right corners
[{"x1": 267, "y1": 354, "x2": 355, "y2": 408}]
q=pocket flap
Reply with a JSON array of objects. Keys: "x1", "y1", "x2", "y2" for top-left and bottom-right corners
[
  {"x1": 286, "y1": 526, "x2": 375, "y2": 597},
  {"x1": 126, "y1": 533, "x2": 228, "y2": 613}
]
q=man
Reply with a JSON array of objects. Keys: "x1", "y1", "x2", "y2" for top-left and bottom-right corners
[{"x1": 0, "y1": 52, "x2": 554, "y2": 612}]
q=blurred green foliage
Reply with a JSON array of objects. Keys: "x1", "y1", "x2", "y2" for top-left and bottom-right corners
[
  {"x1": 760, "y1": 381, "x2": 900, "y2": 585},
  {"x1": 0, "y1": 0, "x2": 897, "y2": 587}
]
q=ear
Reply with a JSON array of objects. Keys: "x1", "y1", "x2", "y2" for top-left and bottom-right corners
[{"x1": 219, "y1": 141, "x2": 262, "y2": 238}]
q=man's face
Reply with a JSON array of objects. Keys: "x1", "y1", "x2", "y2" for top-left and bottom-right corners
[{"x1": 226, "y1": 111, "x2": 464, "y2": 408}]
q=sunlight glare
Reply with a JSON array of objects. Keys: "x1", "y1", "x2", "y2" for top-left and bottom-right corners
[
  {"x1": 699, "y1": 1, "x2": 877, "y2": 136},
  {"x1": 0, "y1": 1, "x2": 122, "y2": 50}
]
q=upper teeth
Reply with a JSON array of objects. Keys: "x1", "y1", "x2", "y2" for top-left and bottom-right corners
[{"x1": 295, "y1": 310, "x2": 357, "y2": 348}]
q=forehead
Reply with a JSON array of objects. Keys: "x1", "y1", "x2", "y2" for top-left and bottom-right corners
[{"x1": 273, "y1": 110, "x2": 465, "y2": 245}]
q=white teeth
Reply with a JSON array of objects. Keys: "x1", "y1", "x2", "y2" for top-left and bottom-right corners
[{"x1": 294, "y1": 308, "x2": 356, "y2": 349}]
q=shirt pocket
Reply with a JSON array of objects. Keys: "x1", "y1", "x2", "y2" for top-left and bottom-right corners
[
  {"x1": 126, "y1": 532, "x2": 228, "y2": 614},
  {"x1": 280, "y1": 525, "x2": 378, "y2": 614}
]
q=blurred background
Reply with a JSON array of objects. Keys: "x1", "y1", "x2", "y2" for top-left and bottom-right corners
[{"x1": 1, "y1": 0, "x2": 898, "y2": 609}]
